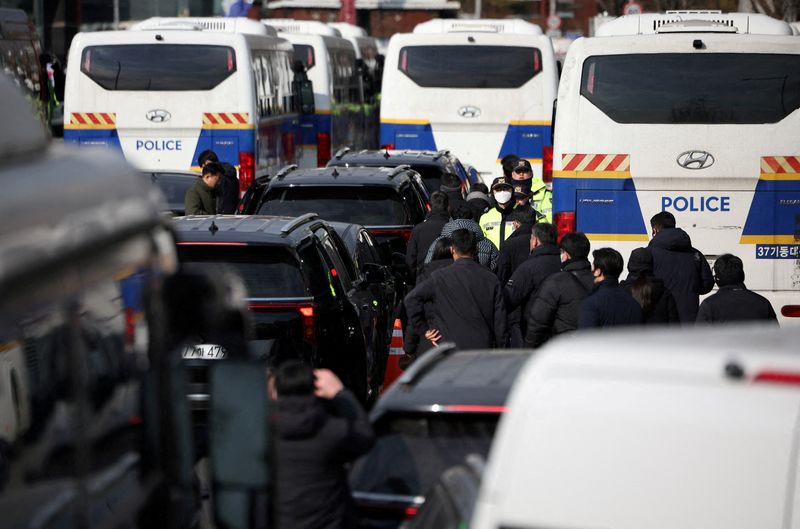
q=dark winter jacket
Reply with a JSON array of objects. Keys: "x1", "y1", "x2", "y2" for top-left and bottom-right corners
[
  {"x1": 620, "y1": 274, "x2": 680, "y2": 324},
  {"x1": 216, "y1": 161, "x2": 240, "y2": 214},
  {"x1": 404, "y1": 258, "x2": 453, "y2": 356},
  {"x1": 697, "y1": 284, "x2": 779, "y2": 324},
  {"x1": 406, "y1": 258, "x2": 507, "y2": 350},
  {"x1": 648, "y1": 228, "x2": 714, "y2": 323},
  {"x1": 274, "y1": 391, "x2": 375, "y2": 529},
  {"x1": 578, "y1": 278, "x2": 643, "y2": 328},
  {"x1": 495, "y1": 222, "x2": 534, "y2": 284},
  {"x1": 525, "y1": 259, "x2": 594, "y2": 348},
  {"x1": 424, "y1": 219, "x2": 499, "y2": 271},
  {"x1": 406, "y1": 211, "x2": 450, "y2": 279},
  {"x1": 504, "y1": 243, "x2": 562, "y2": 344},
  {"x1": 184, "y1": 178, "x2": 217, "y2": 215}
]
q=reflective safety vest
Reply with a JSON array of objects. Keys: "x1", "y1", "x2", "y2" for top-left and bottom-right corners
[
  {"x1": 480, "y1": 207, "x2": 515, "y2": 249},
  {"x1": 531, "y1": 182, "x2": 553, "y2": 223}
]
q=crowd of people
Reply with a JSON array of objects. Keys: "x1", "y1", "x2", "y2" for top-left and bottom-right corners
[{"x1": 402, "y1": 156, "x2": 779, "y2": 361}]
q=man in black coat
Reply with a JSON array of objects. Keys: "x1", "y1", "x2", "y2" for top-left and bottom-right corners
[
  {"x1": 504, "y1": 222, "x2": 561, "y2": 346},
  {"x1": 198, "y1": 149, "x2": 240, "y2": 214},
  {"x1": 525, "y1": 232, "x2": 594, "y2": 348},
  {"x1": 406, "y1": 229, "x2": 507, "y2": 349},
  {"x1": 579, "y1": 247, "x2": 643, "y2": 328},
  {"x1": 697, "y1": 253, "x2": 778, "y2": 324},
  {"x1": 405, "y1": 191, "x2": 449, "y2": 281},
  {"x1": 648, "y1": 211, "x2": 714, "y2": 323},
  {"x1": 495, "y1": 207, "x2": 536, "y2": 284},
  {"x1": 273, "y1": 361, "x2": 375, "y2": 529}
]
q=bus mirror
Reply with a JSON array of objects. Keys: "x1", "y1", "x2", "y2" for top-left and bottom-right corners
[{"x1": 297, "y1": 79, "x2": 315, "y2": 115}]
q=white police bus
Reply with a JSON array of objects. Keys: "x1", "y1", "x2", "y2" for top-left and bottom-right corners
[
  {"x1": 551, "y1": 11, "x2": 800, "y2": 322},
  {"x1": 380, "y1": 18, "x2": 559, "y2": 181},
  {"x1": 64, "y1": 17, "x2": 299, "y2": 195},
  {"x1": 264, "y1": 19, "x2": 376, "y2": 167}
]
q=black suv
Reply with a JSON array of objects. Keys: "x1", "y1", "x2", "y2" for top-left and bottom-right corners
[
  {"x1": 173, "y1": 214, "x2": 388, "y2": 404},
  {"x1": 327, "y1": 149, "x2": 478, "y2": 197},
  {"x1": 349, "y1": 344, "x2": 531, "y2": 529}
]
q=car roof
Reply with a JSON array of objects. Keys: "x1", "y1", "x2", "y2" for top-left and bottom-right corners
[
  {"x1": 329, "y1": 149, "x2": 454, "y2": 168},
  {"x1": 267, "y1": 165, "x2": 417, "y2": 188},
  {"x1": 372, "y1": 346, "x2": 531, "y2": 420},
  {"x1": 172, "y1": 214, "x2": 325, "y2": 245}
]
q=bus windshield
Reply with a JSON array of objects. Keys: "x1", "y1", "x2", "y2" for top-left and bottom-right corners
[
  {"x1": 81, "y1": 44, "x2": 237, "y2": 91},
  {"x1": 581, "y1": 53, "x2": 800, "y2": 124}
]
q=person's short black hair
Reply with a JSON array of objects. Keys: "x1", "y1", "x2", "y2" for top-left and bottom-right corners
[
  {"x1": 592, "y1": 247, "x2": 624, "y2": 279},
  {"x1": 429, "y1": 191, "x2": 450, "y2": 214},
  {"x1": 450, "y1": 229, "x2": 477, "y2": 257},
  {"x1": 501, "y1": 154, "x2": 520, "y2": 178},
  {"x1": 198, "y1": 149, "x2": 219, "y2": 166},
  {"x1": 450, "y1": 202, "x2": 474, "y2": 221},
  {"x1": 202, "y1": 161, "x2": 224, "y2": 176},
  {"x1": 510, "y1": 207, "x2": 536, "y2": 225},
  {"x1": 650, "y1": 211, "x2": 676, "y2": 230},
  {"x1": 532, "y1": 222, "x2": 557, "y2": 245},
  {"x1": 275, "y1": 360, "x2": 315, "y2": 396},
  {"x1": 431, "y1": 237, "x2": 453, "y2": 261},
  {"x1": 559, "y1": 232, "x2": 590, "y2": 260},
  {"x1": 471, "y1": 182, "x2": 488, "y2": 194},
  {"x1": 713, "y1": 253, "x2": 745, "y2": 286}
]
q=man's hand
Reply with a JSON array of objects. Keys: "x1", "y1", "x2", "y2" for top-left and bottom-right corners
[
  {"x1": 314, "y1": 369, "x2": 344, "y2": 399},
  {"x1": 425, "y1": 328, "x2": 442, "y2": 346}
]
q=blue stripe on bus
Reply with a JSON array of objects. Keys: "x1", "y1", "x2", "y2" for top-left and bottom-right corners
[
  {"x1": 64, "y1": 128, "x2": 121, "y2": 149},
  {"x1": 741, "y1": 180, "x2": 800, "y2": 239},
  {"x1": 298, "y1": 113, "x2": 333, "y2": 146},
  {"x1": 555, "y1": 176, "x2": 648, "y2": 236},
  {"x1": 497, "y1": 123, "x2": 551, "y2": 161},
  {"x1": 191, "y1": 128, "x2": 255, "y2": 167},
  {"x1": 380, "y1": 122, "x2": 436, "y2": 150}
]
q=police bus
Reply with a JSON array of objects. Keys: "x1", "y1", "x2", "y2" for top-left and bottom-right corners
[
  {"x1": 64, "y1": 17, "x2": 300, "y2": 195},
  {"x1": 264, "y1": 19, "x2": 376, "y2": 167},
  {"x1": 380, "y1": 18, "x2": 559, "y2": 181},
  {"x1": 551, "y1": 11, "x2": 800, "y2": 322}
]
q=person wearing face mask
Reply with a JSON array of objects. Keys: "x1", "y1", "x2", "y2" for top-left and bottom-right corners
[
  {"x1": 511, "y1": 158, "x2": 552, "y2": 223},
  {"x1": 480, "y1": 176, "x2": 517, "y2": 250},
  {"x1": 578, "y1": 248, "x2": 643, "y2": 329}
]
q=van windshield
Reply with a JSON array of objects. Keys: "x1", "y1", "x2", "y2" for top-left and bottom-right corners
[
  {"x1": 399, "y1": 45, "x2": 541, "y2": 89},
  {"x1": 581, "y1": 53, "x2": 800, "y2": 124},
  {"x1": 81, "y1": 45, "x2": 237, "y2": 91}
]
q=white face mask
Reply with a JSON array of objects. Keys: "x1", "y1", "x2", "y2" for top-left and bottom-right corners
[{"x1": 494, "y1": 190, "x2": 512, "y2": 204}]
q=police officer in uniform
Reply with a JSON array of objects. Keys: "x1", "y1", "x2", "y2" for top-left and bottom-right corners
[
  {"x1": 480, "y1": 176, "x2": 517, "y2": 250},
  {"x1": 511, "y1": 158, "x2": 552, "y2": 223}
]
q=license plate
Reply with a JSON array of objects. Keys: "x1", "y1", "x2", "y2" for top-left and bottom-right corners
[{"x1": 182, "y1": 344, "x2": 228, "y2": 360}]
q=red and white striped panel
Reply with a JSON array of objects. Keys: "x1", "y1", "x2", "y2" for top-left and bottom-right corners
[
  {"x1": 202, "y1": 112, "x2": 249, "y2": 127},
  {"x1": 562, "y1": 153, "x2": 630, "y2": 172},
  {"x1": 70, "y1": 112, "x2": 116, "y2": 128},
  {"x1": 761, "y1": 156, "x2": 800, "y2": 174}
]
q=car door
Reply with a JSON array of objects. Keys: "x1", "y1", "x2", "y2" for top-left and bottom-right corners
[{"x1": 357, "y1": 228, "x2": 396, "y2": 342}]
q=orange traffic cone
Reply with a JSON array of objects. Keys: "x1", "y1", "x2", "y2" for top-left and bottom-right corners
[{"x1": 382, "y1": 318, "x2": 405, "y2": 392}]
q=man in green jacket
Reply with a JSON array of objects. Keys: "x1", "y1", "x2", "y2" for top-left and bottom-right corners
[{"x1": 185, "y1": 162, "x2": 222, "y2": 215}]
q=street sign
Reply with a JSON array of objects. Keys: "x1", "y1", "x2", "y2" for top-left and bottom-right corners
[
  {"x1": 622, "y1": 1, "x2": 643, "y2": 15},
  {"x1": 547, "y1": 15, "x2": 562, "y2": 30}
]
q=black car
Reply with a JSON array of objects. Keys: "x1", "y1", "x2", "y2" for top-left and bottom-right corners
[
  {"x1": 173, "y1": 214, "x2": 388, "y2": 404},
  {"x1": 349, "y1": 344, "x2": 530, "y2": 529},
  {"x1": 327, "y1": 149, "x2": 477, "y2": 197},
  {"x1": 145, "y1": 171, "x2": 199, "y2": 216}
]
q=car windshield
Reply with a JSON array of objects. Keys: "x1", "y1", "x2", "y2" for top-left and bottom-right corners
[
  {"x1": 177, "y1": 246, "x2": 306, "y2": 297},
  {"x1": 258, "y1": 187, "x2": 410, "y2": 226},
  {"x1": 349, "y1": 413, "x2": 499, "y2": 497}
]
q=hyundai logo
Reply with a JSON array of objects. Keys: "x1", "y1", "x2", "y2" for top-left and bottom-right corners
[
  {"x1": 457, "y1": 105, "x2": 481, "y2": 119},
  {"x1": 677, "y1": 150, "x2": 714, "y2": 170},
  {"x1": 146, "y1": 109, "x2": 171, "y2": 123}
]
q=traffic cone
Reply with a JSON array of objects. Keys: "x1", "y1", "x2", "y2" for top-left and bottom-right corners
[{"x1": 382, "y1": 318, "x2": 405, "y2": 392}]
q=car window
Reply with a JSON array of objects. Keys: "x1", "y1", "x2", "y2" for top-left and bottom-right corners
[
  {"x1": 149, "y1": 173, "x2": 196, "y2": 210},
  {"x1": 316, "y1": 229, "x2": 354, "y2": 291},
  {"x1": 400, "y1": 183, "x2": 426, "y2": 223},
  {"x1": 350, "y1": 413, "x2": 498, "y2": 498},
  {"x1": 357, "y1": 230, "x2": 383, "y2": 267},
  {"x1": 259, "y1": 186, "x2": 410, "y2": 226},
  {"x1": 580, "y1": 53, "x2": 800, "y2": 124},
  {"x1": 177, "y1": 246, "x2": 306, "y2": 297}
]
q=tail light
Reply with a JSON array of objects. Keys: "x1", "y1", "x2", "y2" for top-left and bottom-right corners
[
  {"x1": 555, "y1": 211, "x2": 576, "y2": 242},
  {"x1": 239, "y1": 151, "x2": 255, "y2": 196},
  {"x1": 248, "y1": 302, "x2": 318, "y2": 346},
  {"x1": 316, "y1": 132, "x2": 331, "y2": 167},
  {"x1": 368, "y1": 228, "x2": 413, "y2": 243},
  {"x1": 542, "y1": 146, "x2": 553, "y2": 183},
  {"x1": 781, "y1": 305, "x2": 800, "y2": 318},
  {"x1": 381, "y1": 143, "x2": 395, "y2": 150},
  {"x1": 124, "y1": 307, "x2": 136, "y2": 349},
  {"x1": 753, "y1": 371, "x2": 800, "y2": 386}
]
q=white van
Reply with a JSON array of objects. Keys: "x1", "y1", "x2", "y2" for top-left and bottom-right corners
[
  {"x1": 380, "y1": 18, "x2": 558, "y2": 180},
  {"x1": 551, "y1": 11, "x2": 800, "y2": 323},
  {"x1": 472, "y1": 325, "x2": 800, "y2": 529}
]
